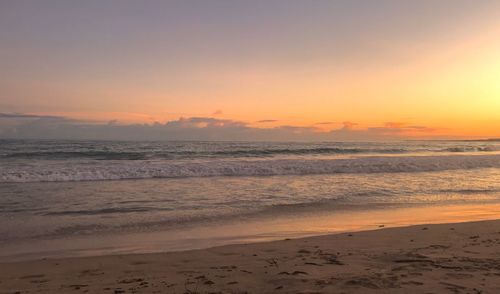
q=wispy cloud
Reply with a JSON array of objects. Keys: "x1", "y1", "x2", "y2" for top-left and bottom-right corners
[
  {"x1": 212, "y1": 110, "x2": 223, "y2": 116},
  {"x1": 257, "y1": 119, "x2": 279, "y2": 123},
  {"x1": 314, "y1": 121, "x2": 335, "y2": 125},
  {"x1": 367, "y1": 122, "x2": 439, "y2": 136}
]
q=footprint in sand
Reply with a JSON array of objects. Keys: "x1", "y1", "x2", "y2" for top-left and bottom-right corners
[
  {"x1": 445, "y1": 273, "x2": 474, "y2": 279},
  {"x1": 20, "y1": 274, "x2": 45, "y2": 279}
]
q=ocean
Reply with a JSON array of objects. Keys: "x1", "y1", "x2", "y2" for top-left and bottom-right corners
[{"x1": 1, "y1": 139, "x2": 500, "y2": 261}]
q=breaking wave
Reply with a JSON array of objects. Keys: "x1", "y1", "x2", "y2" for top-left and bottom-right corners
[{"x1": 2, "y1": 154, "x2": 499, "y2": 183}]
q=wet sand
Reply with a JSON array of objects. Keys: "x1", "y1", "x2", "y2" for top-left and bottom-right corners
[{"x1": 1, "y1": 220, "x2": 499, "y2": 293}]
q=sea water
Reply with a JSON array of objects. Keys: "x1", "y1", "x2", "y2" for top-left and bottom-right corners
[{"x1": 1, "y1": 140, "x2": 499, "y2": 260}]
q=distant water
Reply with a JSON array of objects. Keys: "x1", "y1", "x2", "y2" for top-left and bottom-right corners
[{"x1": 1, "y1": 139, "x2": 500, "y2": 260}]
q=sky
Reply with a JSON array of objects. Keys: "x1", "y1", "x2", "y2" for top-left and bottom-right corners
[{"x1": 1, "y1": 0, "x2": 500, "y2": 141}]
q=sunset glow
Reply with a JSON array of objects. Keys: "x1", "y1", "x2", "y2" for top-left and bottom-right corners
[{"x1": 1, "y1": 0, "x2": 499, "y2": 140}]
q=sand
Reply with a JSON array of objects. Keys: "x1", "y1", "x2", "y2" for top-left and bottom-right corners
[{"x1": 1, "y1": 220, "x2": 499, "y2": 294}]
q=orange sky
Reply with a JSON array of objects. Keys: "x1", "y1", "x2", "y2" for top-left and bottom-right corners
[{"x1": 1, "y1": 1, "x2": 500, "y2": 139}]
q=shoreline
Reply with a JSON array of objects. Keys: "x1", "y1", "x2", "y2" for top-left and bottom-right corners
[
  {"x1": 2, "y1": 201, "x2": 500, "y2": 263},
  {"x1": 1, "y1": 219, "x2": 499, "y2": 293}
]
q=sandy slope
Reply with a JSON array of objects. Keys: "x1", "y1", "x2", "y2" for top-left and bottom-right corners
[{"x1": 1, "y1": 220, "x2": 499, "y2": 293}]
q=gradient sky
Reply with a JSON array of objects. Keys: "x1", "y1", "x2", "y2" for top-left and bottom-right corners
[{"x1": 1, "y1": 0, "x2": 500, "y2": 140}]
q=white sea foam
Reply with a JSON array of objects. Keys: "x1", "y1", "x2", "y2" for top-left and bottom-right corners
[{"x1": 1, "y1": 154, "x2": 499, "y2": 183}]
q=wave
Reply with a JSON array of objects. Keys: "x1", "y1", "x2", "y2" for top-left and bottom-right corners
[
  {"x1": 3, "y1": 151, "x2": 148, "y2": 160},
  {"x1": 1, "y1": 154, "x2": 500, "y2": 183},
  {"x1": 211, "y1": 147, "x2": 408, "y2": 156},
  {"x1": 444, "y1": 146, "x2": 499, "y2": 153},
  {"x1": 3, "y1": 145, "x2": 499, "y2": 160},
  {"x1": 1, "y1": 147, "x2": 404, "y2": 160}
]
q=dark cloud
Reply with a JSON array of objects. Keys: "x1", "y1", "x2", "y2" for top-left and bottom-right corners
[
  {"x1": 0, "y1": 113, "x2": 64, "y2": 120},
  {"x1": 0, "y1": 114, "x2": 441, "y2": 141}
]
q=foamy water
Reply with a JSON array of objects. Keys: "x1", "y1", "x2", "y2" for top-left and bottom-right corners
[{"x1": 1, "y1": 140, "x2": 500, "y2": 183}]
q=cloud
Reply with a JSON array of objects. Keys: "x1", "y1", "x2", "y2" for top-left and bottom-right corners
[
  {"x1": 406, "y1": 125, "x2": 438, "y2": 132},
  {"x1": 341, "y1": 121, "x2": 358, "y2": 129},
  {"x1": 212, "y1": 110, "x2": 223, "y2": 116},
  {"x1": 384, "y1": 122, "x2": 405, "y2": 129},
  {"x1": 257, "y1": 119, "x2": 278, "y2": 123},
  {"x1": 367, "y1": 122, "x2": 439, "y2": 136},
  {"x1": 0, "y1": 112, "x2": 64, "y2": 120},
  {"x1": 0, "y1": 112, "x2": 71, "y2": 137},
  {"x1": 0, "y1": 113, "x2": 442, "y2": 141},
  {"x1": 169, "y1": 117, "x2": 247, "y2": 128}
]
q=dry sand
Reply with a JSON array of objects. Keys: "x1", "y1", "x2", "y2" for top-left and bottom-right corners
[{"x1": 1, "y1": 220, "x2": 499, "y2": 293}]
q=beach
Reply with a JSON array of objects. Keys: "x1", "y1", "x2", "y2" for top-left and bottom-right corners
[
  {"x1": 1, "y1": 219, "x2": 499, "y2": 293},
  {"x1": 3, "y1": 1, "x2": 500, "y2": 292},
  {"x1": 1, "y1": 140, "x2": 500, "y2": 293}
]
